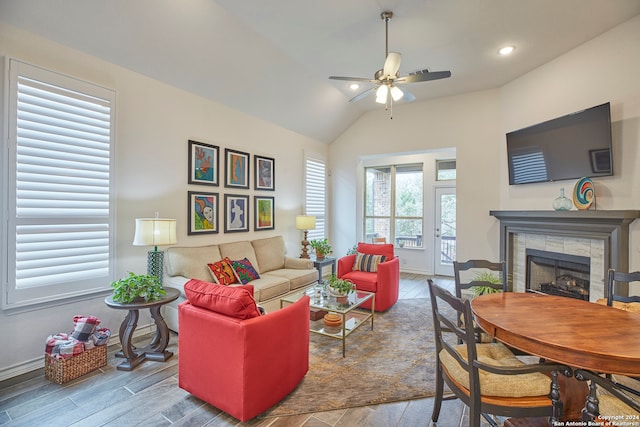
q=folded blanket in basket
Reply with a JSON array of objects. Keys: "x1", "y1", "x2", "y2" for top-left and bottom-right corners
[
  {"x1": 93, "y1": 328, "x2": 110, "y2": 346},
  {"x1": 70, "y1": 315, "x2": 100, "y2": 342},
  {"x1": 45, "y1": 333, "x2": 84, "y2": 359}
]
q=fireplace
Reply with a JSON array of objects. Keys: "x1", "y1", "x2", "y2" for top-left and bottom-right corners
[
  {"x1": 490, "y1": 210, "x2": 640, "y2": 303},
  {"x1": 526, "y1": 249, "x2": 590, "y2": 300}
]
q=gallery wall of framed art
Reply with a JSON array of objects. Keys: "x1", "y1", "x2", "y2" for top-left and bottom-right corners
[{"x1": 187, "y1": 140, "x2": 276, "y2": 235}]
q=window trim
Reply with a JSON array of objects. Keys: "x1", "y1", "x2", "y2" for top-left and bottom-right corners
[{"x1": 2, "y1": 58, "x2": 116, "y2": 310}]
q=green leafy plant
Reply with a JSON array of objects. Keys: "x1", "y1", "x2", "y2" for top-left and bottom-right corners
[
  {"x1": 111, "y1": 272, "x2": 166, "y2": 303},
  {"x1": 346, "y1": 245, "x2": 358, "y2": 255},
  {"x1": 309, "y1": 238, "x2": 332, "y2": 257},
  {"x1": 471, "y1": 271, "x2": 504, "y2": 296},
  {"x1": 326, "y1": 274, "x2": 354, "y2": 295}
]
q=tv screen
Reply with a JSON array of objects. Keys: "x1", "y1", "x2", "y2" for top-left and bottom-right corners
[{"x1": 506, "y1": 102, "x2": 613, "y2": 185}]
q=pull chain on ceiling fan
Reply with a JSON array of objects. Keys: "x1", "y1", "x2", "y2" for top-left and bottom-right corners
[{"x1": 329, "y1": 10, "x2": 451, "y2": 118}]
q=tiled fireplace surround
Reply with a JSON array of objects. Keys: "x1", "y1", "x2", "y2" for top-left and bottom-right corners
[{"x1": 491, "y1": 210, "x2": 640, "y2": 302}]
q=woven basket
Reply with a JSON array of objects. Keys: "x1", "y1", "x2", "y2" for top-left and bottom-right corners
[{"x1": 44, "y1": 345, "x2": 107, "y2": 384}]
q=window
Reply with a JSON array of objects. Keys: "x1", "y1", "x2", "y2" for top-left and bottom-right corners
[
  {"x1": 436, "y1": 159, "x2": 456, "y2": 181},
  {"x1": 304, "y1": 154, "x2": 326, "y2": 241},
  {"x1": 3, "y1": 59, "x2": 115, "y2": 309},
  {"x1": 365, "y1": 164, "x2": 423, "y2": 248}
]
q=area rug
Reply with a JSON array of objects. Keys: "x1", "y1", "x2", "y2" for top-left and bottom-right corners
[{"x1": 259, "y1": 298, "x2": 438, "y2": 418}]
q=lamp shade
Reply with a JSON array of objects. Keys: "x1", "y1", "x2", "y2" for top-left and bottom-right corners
[
  {"x1": 295, "y1": 215, "x2": 316, "y2": 230},
  {"x1": 132, "y1": 218, "x2": 177, "y2": 247}
]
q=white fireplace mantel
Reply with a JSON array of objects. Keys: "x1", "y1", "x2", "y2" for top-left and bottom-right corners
[{"x1": 490, "y1": 210, "x2": 640, "y2": 299}]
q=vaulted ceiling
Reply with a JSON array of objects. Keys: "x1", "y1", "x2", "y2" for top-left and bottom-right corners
[{"x1": 2, "y1": 0, "x2": 639, "y2": 143}]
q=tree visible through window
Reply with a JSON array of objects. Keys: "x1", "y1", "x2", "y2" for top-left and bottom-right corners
[{"x1": 365, "y1": 164, "x2": 423, "y2": 247}]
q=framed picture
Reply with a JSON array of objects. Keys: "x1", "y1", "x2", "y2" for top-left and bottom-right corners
[
  {"x1": 188, "y1": 140, "x2": 219, "y2": 186},
  {"x1": 254, "y1": 196, "x2": 274, "y2": 230},
  {"x1": 224, "y1": 194, "x2": 249, "y2": 232},
  {"x1": 225, "y1": 148, "x2": 250, "y2": 189},
  {"x1": 254, "y1": 155, "x2": 275, "y2": 191},
  {"x1": 188, "y1": 191, "x2": 218, "y2": 235}
]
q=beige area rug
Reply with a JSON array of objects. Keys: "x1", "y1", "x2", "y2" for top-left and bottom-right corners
[{"x1": 259, "y1": 298, "x2": 438, "y2": 418}]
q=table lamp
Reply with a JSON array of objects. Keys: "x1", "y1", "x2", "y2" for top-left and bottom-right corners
[
  {"x1": 296, "y1": 215, "x2": 316, "y2": 259},
  {"x1": 132, "y1": 216, "x2": 177, "y2": 285}
]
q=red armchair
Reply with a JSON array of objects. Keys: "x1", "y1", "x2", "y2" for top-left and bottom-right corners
[
  {"x1": 178, "y1": 279, "x2": 310, "y2": 421},
  {"x1": 337, "y1": 243, "x2": 399, "y2": 311}
]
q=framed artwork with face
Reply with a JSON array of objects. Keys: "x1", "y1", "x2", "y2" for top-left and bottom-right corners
[{"x1": 188, "y1": 191, "x2": 218, "y2": 235}]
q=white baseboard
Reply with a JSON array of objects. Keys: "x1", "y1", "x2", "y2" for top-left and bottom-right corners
[{"x1": 0, "y1": 322, "x2": 154, "y2": 383}]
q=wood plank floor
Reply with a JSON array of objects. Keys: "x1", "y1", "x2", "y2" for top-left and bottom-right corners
[{"x1": 0, "y1": 274, "x2": 495, "y2": 427}]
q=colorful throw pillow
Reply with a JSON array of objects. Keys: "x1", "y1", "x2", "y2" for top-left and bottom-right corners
[
  {"x1": 207, "y1": 257, "x2": 239, "y2": 285},
  {"x1": 231, "y1": 258, "x2": 260, "y2": 284},
  {"x1": 353, "y1": 252, "x2": 387, "y2": 272},
  {"x1": 183, "y1": 279, "x2": 261, "y2": 319}
]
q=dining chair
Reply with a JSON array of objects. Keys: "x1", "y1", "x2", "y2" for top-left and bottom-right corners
[
  {"x1": 574, "y1": 369, "x2": 640, "y2": 423},
  {"x1": 427, "y1": 279, "x2": 569, "y2": 427},
  {"x1": 606, "y1": 268, "x2": 640, "y2": 307},
  {"x1": 453, "y1": 259, "x2": 507, "y2": 298},
  {"x1": 453, "y1": 260, "x2": 507, "y2": 343}
]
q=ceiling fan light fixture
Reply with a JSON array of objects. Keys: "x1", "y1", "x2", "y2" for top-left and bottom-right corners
[
  {"x1": 349, "y1": 83, "x2": 360, "y2": 90},
  {"x1": 390, "y1": 85, "x2": 403, "y2": 101},
  {"x1": 375, "y1": 85, "x2": 388, "y2": 104}
]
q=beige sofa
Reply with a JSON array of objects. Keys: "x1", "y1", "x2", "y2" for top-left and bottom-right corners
[{"x1": 162, "y1": 235, "x2": 317, "y2": 332}]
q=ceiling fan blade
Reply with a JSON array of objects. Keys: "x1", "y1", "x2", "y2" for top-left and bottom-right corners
[
  {"x1": 396, "y1": 70, "x2": 451, "y2": 84},
  {"x1": 329, "y1": 76, "x2": 377, "y2": 83},
  {"x1": 399, "y1": 87, "x2": 416, "y2": 103},
  {"x1": 348, "y1": 87, "x2": 376, "y2": 103},
  {"x1": 382, "y1": 52, "x2": 401, "y2": 79}
]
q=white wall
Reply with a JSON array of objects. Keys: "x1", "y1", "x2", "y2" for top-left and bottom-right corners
[
  {"x1": 329, "y1": 15, "x2": 640, "y2": 277},
  {"x1": 329, "y1": 89, "x2": 503, "y2": 272},
  {"x1": 0, "y1": 23, "x2": 327, "y2": 379}
]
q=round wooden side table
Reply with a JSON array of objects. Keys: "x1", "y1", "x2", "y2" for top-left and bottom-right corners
[{"x1": 104, "y1": 287, "x2": 180, "y2": 371}]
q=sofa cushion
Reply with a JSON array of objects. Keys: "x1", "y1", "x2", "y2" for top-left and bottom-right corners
[
  {"x1": 252, "y1": 236, "x2": 286, "y2": 273},
  {"x1": 231, "y1": 258, "x2": 260, "y2": 284},
  {"x1": 166, "y1": 245, "x2": 222, "y2": 281},
  {"x1": 265, "y1": 268, "x2": 318, "y2": 290},
  {"x1": 219, "y1": 241, "x2": 260, "y2": 274},
  {"x1": 183, "y1": 279, "x2": 261, "y2": 319},
  {"x1": 207, "y1": 257, "x2": 239, "y2": 285},
  {"x1": 353, "y1": 253, "x2": 386, "y2": 272},
  {"x1": 357, "y1": 243, "x2": 394, "y2": 259}
]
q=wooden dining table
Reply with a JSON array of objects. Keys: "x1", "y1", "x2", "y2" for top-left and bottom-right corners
[{"x1": 471, "y1": 292, "x2": 640, "y2": 376}]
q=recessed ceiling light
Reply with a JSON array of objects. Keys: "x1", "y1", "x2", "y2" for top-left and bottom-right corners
[
  {"x1": 498, "y1": 45, "x2": 515, "y2": 56},
  {"x1": 349, "y1": 83, "x2": 360, "y2": 90}
]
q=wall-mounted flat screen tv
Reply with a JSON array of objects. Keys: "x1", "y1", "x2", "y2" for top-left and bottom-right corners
[{"x1": 506, "y1": 102, "x2": 613, "y2": 185}]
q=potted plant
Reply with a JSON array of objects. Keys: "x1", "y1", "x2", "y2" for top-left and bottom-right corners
[
  {"x1": 326, "y1": 274, "x2": 355, "y2": 297},
  {"x1": 111, "y1": 272, "x2": 166, "y2": 303},
  {"x1": 470, "y1": 271, "x2": 504, "y2": 296},
  {"x1": 309, "y1": 238, "x2": 332, "y2": 259}
]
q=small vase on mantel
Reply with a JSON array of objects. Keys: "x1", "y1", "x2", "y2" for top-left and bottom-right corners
[{"x1": 552, "y1": 188, "x2": 572, "y2": 211}]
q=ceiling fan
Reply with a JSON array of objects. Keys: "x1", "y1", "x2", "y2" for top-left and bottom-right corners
[{"x1": 329, "y1": 11, "x2": 451, "y2": 110}]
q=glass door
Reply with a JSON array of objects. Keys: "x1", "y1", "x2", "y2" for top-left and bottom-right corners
[{"x1": 434, "y1": 187, "x2": 456, "y2": 276}]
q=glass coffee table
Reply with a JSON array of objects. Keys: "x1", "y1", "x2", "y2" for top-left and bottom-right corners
[{"x1": 281, "y1": 285, "x2": 375, "y2": 357}]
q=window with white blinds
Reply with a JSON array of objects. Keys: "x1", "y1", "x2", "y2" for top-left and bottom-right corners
[
  {"x1": 3, "y1": 59, "x2": 115, "y2": 309},
  {"x1": 304, "y1": 156, "x2": 326, "y2": 241}
]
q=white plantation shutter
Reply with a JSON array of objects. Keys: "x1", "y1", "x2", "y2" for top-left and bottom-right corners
[
  {"x1": 4, "y1": 59, "x2": 115, "y2": 308},
  {"x1": 304, "y1": 156, "x2": 326, "y2": 241}
]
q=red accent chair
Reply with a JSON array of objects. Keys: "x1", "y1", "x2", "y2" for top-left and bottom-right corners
[
  {"x1": 178, "y1": 279, "x2": 310, "y2": 421},
  {"x1": 337, "y1": 243, "x2": 399, "y2": 312}
]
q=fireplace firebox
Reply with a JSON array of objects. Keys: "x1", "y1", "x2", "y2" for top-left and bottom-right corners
[{"x1": 526, "y1": 249, "x2": 590, "y2": 300}]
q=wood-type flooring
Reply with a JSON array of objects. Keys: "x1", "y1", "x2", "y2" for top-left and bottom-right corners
[{"x1": 0, "y1": 273, "x2": 498, "y2": 426}]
